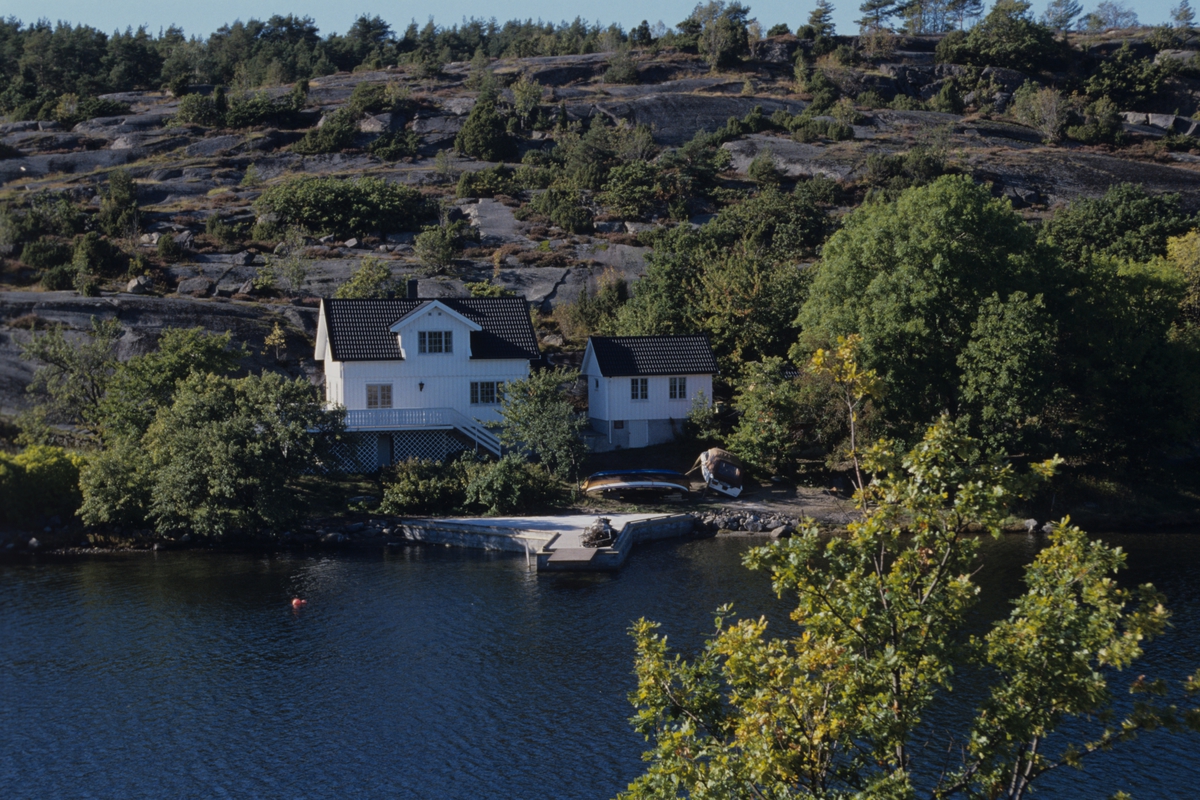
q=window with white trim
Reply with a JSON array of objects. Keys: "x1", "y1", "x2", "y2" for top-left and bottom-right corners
[
  {"x1": 669, "y1": 376, "x2": 687, "y2": 399},
  {"x1": 631, "y1": 377, "x2": 648, "y2": 400},
  {"x1": 470, "y1": 381, "x2": 500, "y2": 405},
  {"x1": 418, "y1": 330, "x2": 453, "y2": 353},
  {"x1": 366, "y1": 384, "x2": 393, "y2": 409}
]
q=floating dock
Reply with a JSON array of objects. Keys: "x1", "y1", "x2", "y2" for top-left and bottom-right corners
[{"x1": 400, "y1": 513, "x2": 696, "y2": 572}]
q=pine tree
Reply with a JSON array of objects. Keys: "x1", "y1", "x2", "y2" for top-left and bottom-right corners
[
  {"x1": 1042, "y1": 0, "x2": 1083, "y2": 32},
  {"x1": 1173, "y1": 0, "x2": 1196, "y2": 29},
  {"x1": 808, "y1": 0, "x2": 837, "y2": 36},
  {"x1": 857, "y1": 0, "x2": 896, "y2": 32}
]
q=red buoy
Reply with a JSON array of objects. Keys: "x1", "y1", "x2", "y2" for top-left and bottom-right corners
[{"x1": 291, "y1": 598, "x2": 307, "y2": 608}]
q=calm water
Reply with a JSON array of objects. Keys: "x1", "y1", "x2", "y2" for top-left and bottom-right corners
[{"x1": 2, "y1": 533, "x2": 1199, "y2": 799}]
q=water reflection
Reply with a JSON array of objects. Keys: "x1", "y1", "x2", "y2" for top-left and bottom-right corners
[{"x1": 1, "y1": 533, "x2": 1198, "y2": 799}]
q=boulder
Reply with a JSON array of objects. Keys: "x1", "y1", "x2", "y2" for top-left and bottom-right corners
[
  {"x1": 175, "y1": 230, "x2": 195, "y2": 250},
  {"x1": 176, "y1": 277, "x2": 214, "y2": 296},
  {"x1": 358, "y1": 112, "x2": 403, "y2": 133},
  {"x1": 1148, "y1": 113, "x2": 1179, "y2": 130},
  {"x1": 125, "y1": 275, "x2": 153, "y2": 294},
  {"x1": 344, "y1": 237, "x2": 360, "y2": 249}
]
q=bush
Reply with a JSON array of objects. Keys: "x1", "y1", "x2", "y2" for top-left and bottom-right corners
[
  {"x1": 368, "y1": 130, "x2": 421, "y2": 161},
  {"x1": 604, "y1": 51, "x2": 640, "y2": 84},
  {"x1": 19, "y1": 239, "x2": 72, "y2": 269},
  {"x1": 72, "y1": 231, "x2": 123, "y2": 276},
  {"x1": 464, "y1": 454, "x2": 557, "y2": 515},
  {"x1": 157, "y1": 233, "x2": 183, "y2": 262},
  {"x1": 414, "y1": 224, "x2": 462, "y2": 269},
  {"x1": 206, "y1": 215, "x2": 242, "y2": 245},
  {"x1": 791, "y1": 117, "x2": 854, "y2": 143},
  {"x1": 456, "y1": 165, "x2": 517, "y2": 198},
  {"x1": 173, "y1": 93, "x2": 222, "y2": 126},
  {"x1": 600, "y1": 161, "x2": 659, "y2": 218},
  {"x1": 40, "y1": 263, "x2": 79, "y2": 290},
  {"x1": 1066, "y1": 97, "x2": 1123, "y2": 145},
  {"x1": 255, "y1": 175, "x2": 425, "y2": 236},
  {"x1": 378, "y1": 457, "x2": 477, "y2": 514},
  {"x1": 97, "y1": 169, "x2": 138, "y2": 237},
  {"x1": 529, "y1": 186, "x2": 593, "y2": 233},
  {"x1": 454, "y1": 93, "x2": 514, "y2": 162},
  {"x1": 292, "y1": 108, "x2": 359, "y2": 154},
  {"x1": 0, "y1": 445, "x2": 83, "y2": 525}
]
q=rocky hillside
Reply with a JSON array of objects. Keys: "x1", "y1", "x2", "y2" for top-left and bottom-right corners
[{"x1": 2, "y1": 30, "x2": 1200, "y2": 416}]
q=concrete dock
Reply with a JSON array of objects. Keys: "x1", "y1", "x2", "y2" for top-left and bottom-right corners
[{"x1": 400, "y1": 513, "x2": 696, "y2": 571}]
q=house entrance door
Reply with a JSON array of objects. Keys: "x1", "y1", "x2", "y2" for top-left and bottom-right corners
[
  {"x1": 629, "y1": 419, "x2": 649, "y2": 448},
  {"x1": 376, "y1": 433, "x2": 393, "y2": 469}
]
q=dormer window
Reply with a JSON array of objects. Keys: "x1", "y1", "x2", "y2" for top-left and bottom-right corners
[{"x1": 418, "y1": 330, "x2": 453, "y2": 354}]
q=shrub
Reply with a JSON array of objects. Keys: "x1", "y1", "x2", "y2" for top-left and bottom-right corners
[
  {"x1": 747, "y1": 149, "x2": 783, "y2": 186},
  {"x1": 1066, "y1": 97, "x2": 1123, "y2": 145},
  {"x1": 604, "y1": 51, "x2": 640, "y2": 84},
  {"x1": 292, "y1": 108, "x2": 359, "y2": 154},
  {"x1": 456, "y1": 165, "x2": 517, "y2": 198},
  {"x1": 378, "y1": 457, "x2": 477, "y2": 514},
  {"x1": 20, "y1": 239, "x2": 72, "y2": 269},
  {"x1": 255, "y1": 176, "x2": 425, "y2": 236},
  {"x1": 206, "y1": 215, "x2": 242, "y2": 245},
  {"x1": 72, "y1": 231, "x2": 123, "y2": 276},
  {"x1": 600, "y1": 161, "x2": 659, "y2": 218},
  {"x1": 1010, "y1": 82, "x2": 1068, "y2": 142},
  {"x1": 174, "y1": 93, "x2": 222, "y2": 126},
  {"x1": 414, "y1": 224, "x2": 463, "y2": 270},
  {"x1": 40, "y1": 263, "x2": 79, "y2": 290},
  {"x1": 454, "y1": 93, "x2": 514, "y2": 162},
  {"x1": 529, "y1": 187, "x2": 593, "y2": 233},
  {"x1": 369, "y1": 130, "x2": 421, "y2": 161},
  {"x1": 791, "y1": 117, "x2": 854, "y2": 143},
  {"x1": 464, "y1": 454, "x2": 557, "y2": 514},
  {"x1": 223, "y1": 91, "x2": 297, "y2": 129},
  {"x1": 157, "y1": 233, "x2": 183, "y2": 263},
  {"x1": 1086, "y1": 43, "x2": 1168, "y2": 109},
  {"x1": 0, "y1": 445, "x2": 83, "y2": 525},
  {"x1": 97, "y1": 169, "x2": 138, "y2": 237}
]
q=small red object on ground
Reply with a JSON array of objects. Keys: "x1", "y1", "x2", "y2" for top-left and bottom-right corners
[{"x1": 291, "y1": 598, "x2": 307, "y2": 608}]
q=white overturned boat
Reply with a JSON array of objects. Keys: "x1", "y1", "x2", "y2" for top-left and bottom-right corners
[{"x1": 699, "y1": 448, "x2": 744, "y2": 498}]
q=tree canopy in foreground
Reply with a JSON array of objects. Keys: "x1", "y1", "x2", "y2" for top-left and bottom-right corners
[{"x1": 622, "y1": 417, "x2": 1200, "y2": 799}]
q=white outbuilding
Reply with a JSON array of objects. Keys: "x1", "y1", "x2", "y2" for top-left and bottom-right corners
[{"x1": 581, "y1": 334, "x2": 718, "y2": 450}]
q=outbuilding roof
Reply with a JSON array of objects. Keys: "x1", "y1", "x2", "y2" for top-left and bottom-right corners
[
  {"x1": 321, "y1": 297, "x2": 540, "y2": 361},
  {"x1": 586, "y1": 335, "x2": 719, "y2": 377}
]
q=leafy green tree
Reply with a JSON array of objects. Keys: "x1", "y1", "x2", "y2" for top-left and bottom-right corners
[
  {"x1": 414, "y1": 223, "x2": 470, "y2": 271},
  {"x1": 509, "y1": 76, "x2": 543, "y2": 129},
  {"x1": 1009, "y1": 81, "x2": 1068, "y2": 143},
  {"x1": 1040, "y1": 183, "x2": 1194, "y2": 265},
  {"x1": 142, "y1": 371, "x2": 343, "y2": 538},
  {"x1": 97, "y1": 327, "x2": 245, "y2": 441},
  {"x1": 957, "y1": 292, "x2": 1059, "y2": 453},
  {"x1": 699, "y1": 248, "x2": 809, "y2": 374},
  {"x1": 335, "y1": 256, "x2": 397, "y2": 298},
  {"x1": 796, "y1": 175, "x2": 1057, "y2": 439},
  {"x1": 624, "y1": 418, "x2": 1197, "y2": 799},
  {"x1": 0, "y1": 445, "x2": 84, "y2": 525},
  {"x1": 496, "y1": 367, "x2": 587, "y2": 481},
  {"x1": 725, "y1": 357, "x2": 808, "y2": 474},
  {"x1": 20, "y1": 316, "x2": 121, "y2": 438}
]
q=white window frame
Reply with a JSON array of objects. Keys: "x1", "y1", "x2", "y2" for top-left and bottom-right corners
[
  {"x1": 631, "y1": 377, "x2": 648, "y2": 401},
  {"x1": 418, "y1": 330, "x2": 453, "y2": 354},
  {"x1": 470, "y1": 381, "x2": 500, "y2": 405},
  {"x1": 669, "y1": 376, "x2": 687, "y2": 400},
  {"x1": 366, "y1": 383, "x2": 393, "y2": 409}
]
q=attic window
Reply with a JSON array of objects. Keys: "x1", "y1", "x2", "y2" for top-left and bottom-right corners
[{"x1": 418, "y1": 330, "x2": 453, "y2": 354}]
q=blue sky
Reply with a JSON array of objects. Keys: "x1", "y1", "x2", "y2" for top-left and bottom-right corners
[{"x1": 11, "y1": 1, "x2": 1184, "y2": 40}]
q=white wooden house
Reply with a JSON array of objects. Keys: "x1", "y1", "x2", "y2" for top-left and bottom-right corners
[
  {"x1": 315, "y1": 292, "x2": 541, "y2": 468},
  {"x1": 581, "y1": 335, "x2": 718, "y2": 450}
]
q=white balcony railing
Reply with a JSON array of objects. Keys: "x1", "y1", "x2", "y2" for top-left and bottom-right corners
[{"x1": 342, "y1": 407, "x2": 502, "y2": 455}]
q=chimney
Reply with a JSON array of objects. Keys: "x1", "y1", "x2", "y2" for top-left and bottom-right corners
[{"x1": 407, "y1": 279, "x2": 419, "y2": 299}]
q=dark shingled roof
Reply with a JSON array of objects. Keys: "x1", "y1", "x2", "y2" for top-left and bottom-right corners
[
  {"x1": 588, "y1": 335, "x2": 718, "y2": 377},
  {"x1": 322, "y1": 297, "x2": 540, "y2": 361}
]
